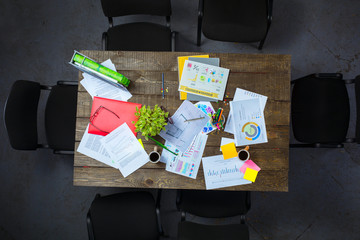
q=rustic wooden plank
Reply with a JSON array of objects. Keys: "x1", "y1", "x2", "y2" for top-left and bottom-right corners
[
  {"x1": 74, "y1": 140, "x2": 288, "y2": 170},
  {"x1": 80, "y1": 51, "x2": 291, "y2": 74},
  {"x1": 76, "y1": 92, "x2": 290, "y2": 126},
  {"x1": 73, "y1": 167, "x2": 288, "y2": 192},
  {"x1": 77, "y1": 70, "x2": 290, "y2": 101}
]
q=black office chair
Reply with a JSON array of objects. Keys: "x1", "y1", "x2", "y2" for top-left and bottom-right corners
[
  {"x1": 197, "y1": 0, "x2": 273, "y2": 50},
  {"x1": 176, "y1": 190, "x2": 251, "y2": 240},
  {"x1": 4, "y1": 80, "x2": 78, "y2": 154},
  {"x1": 87, "y1": 191, "x2": 164, "y2": 240},
  {"x1": 291, "y1": 73, "x2": 360, "y2": 148},
  {"x1": 101, "y1": 0, "x2": 175, "y2": 51}
]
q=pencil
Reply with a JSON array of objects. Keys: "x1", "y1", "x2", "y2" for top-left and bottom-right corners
[
  {"x1": 184, "y1": 117, "x2": 205, "y2": 122},
  {"x1": 148, "y1": 136, "x2": 178, "y2": 156},
  {"x1": 162, "y1": 73, "x2": 165, "y2": 99}
]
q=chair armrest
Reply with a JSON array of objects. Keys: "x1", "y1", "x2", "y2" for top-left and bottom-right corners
[
  {"x1": 57, "y1": 81, "x2": 78, "y2": 86},
  {"x1": 86, "y1": 211, "x2": 95, "y2": 240},
  {"x1": 315, "y1": 73, "x2": 343, "y2": 79},
  {"x1": 290, "y1": 143, "x2": 344, "y2": 148},
  {"x1": 156, "y1": 189, "x2": 164, "y2": 236},
  {"x1": 53, "y1": 150, "x2": 75, "y2": 155},
  {"x1": 102, "y1": 32, "x2": 108, "y2": 51},
  {"x1": 171, "y1": 31, "x2": 176, "y2": 52}
]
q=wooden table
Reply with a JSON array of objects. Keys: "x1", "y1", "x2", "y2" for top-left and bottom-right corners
[{"x1": 74, "y1": 51, "x2": 291, "y2": 192}]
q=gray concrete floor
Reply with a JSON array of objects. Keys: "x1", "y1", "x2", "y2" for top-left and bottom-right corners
[{"x1": 1, "y1": 0, "x2": 360, "y2": 239}]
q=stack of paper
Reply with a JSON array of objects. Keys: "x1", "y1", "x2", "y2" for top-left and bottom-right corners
[
  {"x1": 225, "y1": 88, "x2": 268, "y2": 146},
  {"x1": 78, "y1": 123, "x2": 148, "y2": 178}
]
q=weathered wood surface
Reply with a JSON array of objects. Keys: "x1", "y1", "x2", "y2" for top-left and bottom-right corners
[{"x1": 74, "y1": 51, "x2": 291, "y2": 192}]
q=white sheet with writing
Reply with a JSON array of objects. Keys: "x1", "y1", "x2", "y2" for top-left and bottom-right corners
[
  {"x1": 225, "y1": 88, "x2": 267, "y2": 134},
  {"x1": 100, "y1": 123, "x2": 148, "y2": 177},
  {"x1": 159, "y1": 100, "x2": 209, "y2": 152},
  {"x1": 202, "y1": 155, "x2": 251, "y2": 190},
  {"x1": 80, "y1": 59, "x2": 132, "y2": 101},
  {"x1": 77, "y1": 124, "x2": 118, "y2": 168}
]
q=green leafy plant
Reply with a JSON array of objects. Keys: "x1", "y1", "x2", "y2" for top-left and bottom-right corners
[{"x1": 132, "y1": 105, "x2": 169, "y2": 140}]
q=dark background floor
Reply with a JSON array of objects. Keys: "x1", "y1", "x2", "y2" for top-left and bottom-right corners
[{"x1": 1, "y1": 0, "x2": 360, "y2": 239}]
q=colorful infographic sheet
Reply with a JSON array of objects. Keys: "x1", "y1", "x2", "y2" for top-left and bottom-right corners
[
  {"x1": 161, "y1": 133, "x2": 208, "y2": 179},
  {"x1": 194, "y1": 101, "x2": 216, "y2": 134},
  {"x1": 230, "y1": 99, "x2": 268, "y2": 146},
  {"x1": 202, "y1": 155, "x2": 251, "y2": 190},
  {"x1": 178, "y1": 60, "x2": 230, "y2": 101}
]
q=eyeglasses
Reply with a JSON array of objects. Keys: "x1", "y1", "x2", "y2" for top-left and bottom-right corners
[{"x1": 89, "y1": 105, "x2": 120, "y2": 134}]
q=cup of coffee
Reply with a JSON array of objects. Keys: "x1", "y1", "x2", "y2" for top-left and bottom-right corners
[
  {"x1": 149, "y1": 146, "x2": 160, "y2": 163},
  {"x1": 238, "y1": 146, "x2": 250, "y2": 161}
]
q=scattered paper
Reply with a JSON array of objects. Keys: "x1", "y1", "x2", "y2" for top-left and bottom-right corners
[
  {"x1": 230, "y1": 99, "x2": 268, "y2": 146},
  {"x1": 243, "y1": 168, "x2": 258, "y2": 182},
  {"x1": 194, "y1": 101, "x2": 216, "y2": 134},
  {"x1": 240, "y1": 159, "x2": 261, "y2": 174},
  {"x1": 225, "y1": 88, "x2": 267, "y2": 134},
  {"x1": 77, "y1": 124, "x2": 118, "y2": 168},
  {"x1": 162, "y1": 133, "x2": 208, "y2": 179},
  {"x1": 179, "y1": 60, "x2": 230, "y2": 101},
  {"x1": 81, "y1": 59, "x2": 132, "y2": 101},
  {"x1": 101, "y1": 123, "x2": 148, "y2": 177},
  {"x1": 159, "y1": 100, "x2": 209, "y2": 152},
  {"x1": 220, "y1": 142, "x2": 238, "y2": 160},
  {"x1": 202, "y1": 155, "x2": 251, "y2": 190},
  {"x1": 220, "y1": 137, "x2": 235, "y2": 151}
]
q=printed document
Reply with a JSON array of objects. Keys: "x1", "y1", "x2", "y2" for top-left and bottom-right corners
[
  {"x1": 225, "y1": 88, "x2": 267, "y2": 134},
  {"x1": 161, "y1": 133, "x2": 208, "y2": 179},
  {"x1": 101, "y1": 123, "x2": 148, "y2": 177},
  {"x1": 202, "y1": 155, "x2": 251, "y2": 190},
  {"x1": 194, "y1": 101, "x2": 216, "y2": 134},
  {"x1": 81, "y1": 59, "x2": 132, "y2": 101},
  {"x1": 179, "y1": 60, "x2": 230, "y2": 101},
  {"x1": 159, "y1": 100, "x2": 209, "y2": 152},
  {"x1": 230, "y1": 99, "x2": 268, "y2": 146},
  {"x1": 77, "y1": 124, "x2": 118, "y2": 168}
]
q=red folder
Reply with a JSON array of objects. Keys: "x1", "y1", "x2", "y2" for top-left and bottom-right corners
[{"x1": 88, "y1": 97, "x2": 141, "y2": 136}]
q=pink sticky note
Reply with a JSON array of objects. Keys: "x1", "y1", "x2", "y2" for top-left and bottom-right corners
[{"x1": 240, "y1": 160, "x2": 261, "y2": 174}]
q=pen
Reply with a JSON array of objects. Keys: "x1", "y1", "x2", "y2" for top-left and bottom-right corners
[
  {"x1": 162, "y1": 73, "x2": 165, "y2": 99},
  {"x1": 218, "y1": 108, "x2": 223, "y2": 122},
  {"x1": 184, "y1": 117, "x2": 205, "y2": 122},
  {"x1": 148, "y1": 136, "x2": 178, "y2": 156}
]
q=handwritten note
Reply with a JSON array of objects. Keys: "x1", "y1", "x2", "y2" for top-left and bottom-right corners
[{"x1": 202, "y1": 155, "x2": 251, "y2": 190}]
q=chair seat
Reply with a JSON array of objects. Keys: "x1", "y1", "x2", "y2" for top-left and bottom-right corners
[
  {"x1": 89, "y1": 192, "x2": 159, "y2": 240},
  {"x1": 202, "y1": 0, "x2": 267, "y2": 42},
  {"x1": 106, "y1": 22, "x2": 172, "y2": 51},
  {"x1": 178, "y1": 190, "x2": 249, "y2": 218},
  {"x1": 45, "y1": 85, "x2": 77, "y2": 151},
  {"x1": 178, "y1": 221, "x2": 249, "y2": 240},
  {"x1": 291, "y1": 77, "x2": 350, "y2": 144}
]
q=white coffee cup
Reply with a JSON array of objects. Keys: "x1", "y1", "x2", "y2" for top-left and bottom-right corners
[{"x1": 149, "y1": 146, "x2": 160, "y2": 163}]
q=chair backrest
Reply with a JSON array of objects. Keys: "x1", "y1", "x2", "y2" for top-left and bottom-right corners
[
  {"x1": 4, "y1": 80, "x2": 40, "y2": 150},
  {"x1": 355, "y1": 76, "x2": 360, "y2": 143},
  {"x1": 177, "y1": 190, "x2": 251, "y2": 218},
  {"x1": 88, "y1": 192, "x2": 160, "y2": 240},
  {"x1": 101, "y1": 0, "x2": 171, "y2": 18}
]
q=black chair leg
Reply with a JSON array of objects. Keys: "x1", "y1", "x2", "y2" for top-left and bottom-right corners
[{"x1": 197, "y1": 0, "x2": 204, "y2": 46}]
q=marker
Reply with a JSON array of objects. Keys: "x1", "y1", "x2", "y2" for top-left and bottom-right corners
[{"x1": 148, "y1": 136, "x2": 178, "y2": 156}]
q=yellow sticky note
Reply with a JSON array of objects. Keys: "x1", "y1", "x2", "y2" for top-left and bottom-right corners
[
  {"x1": 138, "y1": 139, "x2": 144, "y2": 149},
  {"x1": 243, "y1": 168, "x2": 258, "y2": 182},
  {"x1": 220, "y1": 142, "x2": 238, "y2": 160}
]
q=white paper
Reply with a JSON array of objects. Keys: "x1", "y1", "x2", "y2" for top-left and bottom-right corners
[
  {"x1": 202, "y1": 155, "x2": 251, "y2": 190},
  {"x1": 220, "y1": 137, "x2": 235, "y2": 151},
  {"x1": 162, "y1": 133, "x2": 208, "y2": 179},
  {"x1": 179, "y1": 60, "x2": 230, "y2": 101},
  {"x1": 101, "y1": 123, "x2": 148, "y2": 177},
  {"x1": 225, "y1": 88, "x2": 268, "y2": 134},
  {"x1": 80, "y1": 59, "x2": 132, "y2": 101},
  {"x1": 77, "y1": 124, "x2": 118, "y2": 168},
  {"x1": 159, "y1": 100, "x2": 210, "y2": 152},
  {"x1": 230, "y1": 99, "x2": 268, "y2": 146},
  {"x1": 194, "y1": 101, "x2": 216, "y2": 134}
]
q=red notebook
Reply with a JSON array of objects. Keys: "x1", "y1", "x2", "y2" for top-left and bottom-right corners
[{"x1": 88, "y1": 97, "x2": 141, "y2": 136}]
